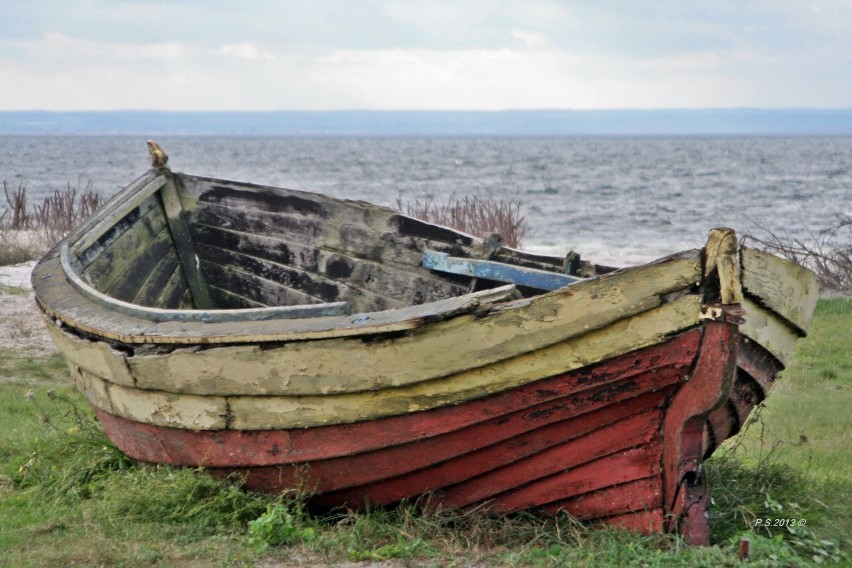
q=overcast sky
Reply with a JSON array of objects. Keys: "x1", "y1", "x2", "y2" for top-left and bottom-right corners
[{"x1": 1, "y1": 1, "x2": 850, "y2": 111}]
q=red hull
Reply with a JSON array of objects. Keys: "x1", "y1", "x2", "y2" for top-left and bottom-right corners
[{"x1": 95, "y1": 323, "x2": 741, "y2": 544}]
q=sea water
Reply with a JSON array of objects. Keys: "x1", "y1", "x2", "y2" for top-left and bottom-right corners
[{"x1": 1, "y1": 135, "x2": 849, "y2": 266}]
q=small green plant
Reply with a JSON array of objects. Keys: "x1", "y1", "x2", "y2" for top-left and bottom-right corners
[{"x1": 248, "y1": 500, "x2": 316, "y2": 549}]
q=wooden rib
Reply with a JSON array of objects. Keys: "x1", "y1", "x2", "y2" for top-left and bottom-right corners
[
  {"x1": 740, "y1": 246, "x2": 819, "y2": 333},
  {"x1": 160, "y1": 178, "x2": 213, "y2": 309}
]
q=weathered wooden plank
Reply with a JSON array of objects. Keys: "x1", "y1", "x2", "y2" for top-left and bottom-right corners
[
  {"x1": 72, "y1": 368, "x2": 229, "y2": 430},
  {"x1": 195, "y1": 244, "x2": 349, "y2": 303},
  {"x1": 189, "y1": 203, "x2": 324, "y2": 247},
  {"x1": 130, "y1": 291, "x2": 699, "y2": 399},
  {"x1": 540, "y1": 476, "x2": 662, "y2": 519},
  {"x1": 178, "y1": 175, "x2": 391, "y2": 230},
  {"x1": 133, "y1": 250, "x2": 181, "y2": 307},
  {"x1": 161, "y1": 179, "x2": 213, "y2": 309},
  {"x1": 43, "y1": 318, "x2": 135, "y2": 387},
  {"x1": 739, "y1": 297, "x2": 801, "y2": 364},
  {"x1": 310, "y1": 392, "x2": 673, "y2": 506},
  {"x1": 87, "y1": 333, "x2": 699, "y2": 466},
  {"x1": 76, "y1": 194, "x2": 162, "y2": 269},
  {"x1": 208, "y1": 285, "x2": 266, "y2": 309},
  {"x1": 156, "y1": 263, "x2": 190, "y2": 309},
  {"x1": 34, "y1": 248, "x2": 519, "y2": 343},
  {"x1": 199, "y1": 260, "x2": 326, "y2": 307},
  {"x1": 70, "y1": 367, "x2": 115, "y2": 414},
  {"x1": 126, "y1": 297, "x2": 699, "y2": 429},
  {"x1": 422, "y1": 250, "x2": 582, "y2": 290},
  {"x1": 600, "y1": 509, "x2": 664, "y2": 535},
  {"x1": 445, "y1": 441, "x2": 662, "y2": 511},
  {"x1": 69, "y1": 171, "x2": 166, "y2": 255},
  {"x1": 190, "y1": 224, "x2": 463, "y2": 309},
  {"x1": 740, "y1": 246, "x2": 819, "y2": 333},
  {"x1": 81, "y1": 199, "x2": 169, "y2": 292},
  {"x1": 37, "y1": 242, "x2": 699, "y2": 347},
  {"x1": 104, "y1": 225, "x2": 175, "y2": 302}
]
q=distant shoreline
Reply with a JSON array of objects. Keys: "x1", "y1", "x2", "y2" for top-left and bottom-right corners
[{"x1": 2, "y1": 109, "x2": 851, "y2": 136}]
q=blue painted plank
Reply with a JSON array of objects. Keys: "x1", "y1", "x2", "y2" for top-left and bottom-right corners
[{"x1": 422, "y1": 251, "x2": 582, "y2": 291}]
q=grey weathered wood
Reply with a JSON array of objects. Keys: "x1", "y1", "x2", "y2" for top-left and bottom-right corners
[
  {"x1": 34, "y1": 246, "x2": 520, "y2": 343},
  {"x1": 187, "y1": 218, "x2": 469, "y2": 308},
  {"x1": 81, "y1": 198, "x2": 169, "y2": 291},
  {"x1": 160, "y1": 179, "x2": 214, "y2": 309},
  {"x1": 133, "y1": 251, "x2": 181, "y2": 307},
  {"x1": 199, "y1": 259, "x2": 330, "y2": 308},
  {"x1": 58, "y1": 244, "x2": 350, "y2": 324},
  {"x1": 71, "y1": 172, "x2": 166, "y2": 255},
  {"x1": 77, "y1": 194, "x2": 162, "y2": 269}
]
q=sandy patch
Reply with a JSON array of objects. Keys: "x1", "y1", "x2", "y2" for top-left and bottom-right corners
[{"x1": 0, "y1": 262, "x2": 56, "y2": 357}]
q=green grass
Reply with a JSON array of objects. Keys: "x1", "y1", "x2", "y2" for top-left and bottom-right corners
[{"x1": 0, "y1": 299, "x2": 849, "y2": 567}]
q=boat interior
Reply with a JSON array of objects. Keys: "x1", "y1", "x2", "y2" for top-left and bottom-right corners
[{"x1": 64, "y1": 170, "x2": 614, "y2": 319}]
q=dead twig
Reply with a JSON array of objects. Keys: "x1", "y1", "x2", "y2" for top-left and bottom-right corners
[
  {"x1": 397, "y1": 192, "x2": 528, "y2": 249},
  {"x1": 744, "y1": 218, "x2": 852, "y2": 295}
]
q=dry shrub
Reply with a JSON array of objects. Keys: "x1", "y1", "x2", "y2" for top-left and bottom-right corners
[
  {"x1": 1, "y1": 179, "x2": 102, "y2": 264},
  {"x1": 745, "y1": 219, "x2": 852, "y2": 295},
  {"x1": 398, "y1": 192, "x2": 528, "y2": 248}
]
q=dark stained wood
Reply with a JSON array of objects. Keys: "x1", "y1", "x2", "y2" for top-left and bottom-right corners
[
  {"x1": 81, "y1": 197, "x2": 169, "y2": 291},
  {"x1": 190, "y1": 224, "x2": 465, "y2": 310},
  {"x1": 199, "y1": 260, "x2": 326, "y2": 307},
  {"x1": 104, "y1": 226, "x2": 175, "y2": 303},
  {"x1": 77, "y1": 194, "x2": 162, "y2": 269},
  {"x1": 133, "y1": 250, "x2": 181, "y2": 307},
  {"x1": 156, "y1": 263, "x2": 191, "y2": 310},
  {"x1": 196, "y1": 243, "x2": 349, "y2": 304}
]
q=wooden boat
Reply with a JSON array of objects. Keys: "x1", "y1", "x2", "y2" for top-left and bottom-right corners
[{"x1": 32, "y1": 143, "x2": 819, "y2": 545}]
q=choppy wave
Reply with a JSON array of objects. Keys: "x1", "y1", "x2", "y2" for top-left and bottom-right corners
[{"x1": 2, "y1": 135, "x2": 849, "y2": 265}]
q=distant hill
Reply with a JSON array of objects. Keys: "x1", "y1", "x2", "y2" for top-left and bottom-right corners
[{"x1": 1, "y1": 109, "x2": 851, "y2": 136}]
